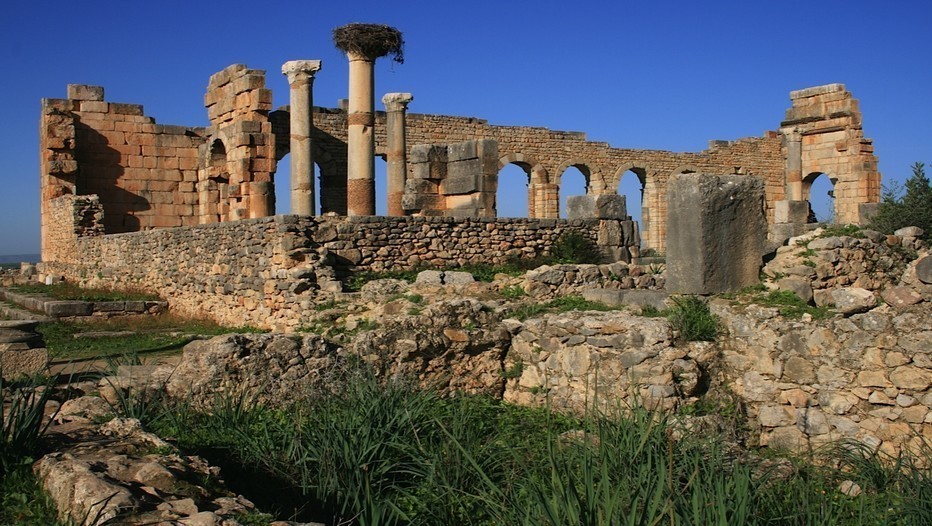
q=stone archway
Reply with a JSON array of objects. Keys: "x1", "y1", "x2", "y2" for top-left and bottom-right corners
[
  {"x1": 497, "y1": 153, "x2": 549, "y2": 218},
  {"x1": 803, "y1": 171, "x2": 837, "y2": 223},
  {"x1": 613, "y1": 162, "x2": 649, "y2": 245}
]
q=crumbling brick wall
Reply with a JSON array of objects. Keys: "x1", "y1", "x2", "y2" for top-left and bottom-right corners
[{"x1": 39, "y1": 85, "x2": 205, "y2": 260}]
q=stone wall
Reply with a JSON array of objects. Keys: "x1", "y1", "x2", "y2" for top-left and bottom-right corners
[
  {"x1": 39, "y1": 215, "x2": 638, "y2": 331},
  {"x1": 295, "y1": 107, "x2": 786, "y2": 251},
  {"x1": 40, "y1": 86, "x2": 205, "y2": 260},
  {"x1": 501, "y1": 298, "x2": 931, "y2": 457},
  {"x1": 779, "y1": 84, "x2": 881, "y2": 224}
]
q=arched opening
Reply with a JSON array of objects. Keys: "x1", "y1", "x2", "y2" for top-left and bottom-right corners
[
  {"x1": 803, "y1": 172, "x2": 836, "y2": 223},
  {"x1": 559, "y1": 165, "x2": 590, "y2": 218},
  {"x1": 496, "y1": 163, "x2": 530, "y2": 218},
  {"x1": 208, "y1": 140, "x2": 230, "y2": 222},
  {"x1": 618, "y1": 168, "x2": 646, "y2": 225},
  {"x1": 273, "y1": 154, "x2": 323, "y2": 215}
]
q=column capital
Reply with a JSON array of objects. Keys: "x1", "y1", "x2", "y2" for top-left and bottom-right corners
[
  {"x1": 382, "y1": 92, "x2": 414, "y2": 112},
  {"x1": 282, "y1": 60, "x2": 322, "y2": 84}
]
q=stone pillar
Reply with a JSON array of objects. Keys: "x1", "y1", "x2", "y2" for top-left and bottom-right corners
[
  {"x1": 666, "y1": 174, "x2": 766, "y2": 294},
  {"x1": 784, "y1": 128, "x2": 803, "y2": 200},
  {"x1": 346, "y1": 52, "x2": 376, "y2": 216},
  {"x1": 282, "y1": 60, "x2": 322, "y2": 216},
  {"x1": 382, "y1": 92, "x2": 413, "y2": 216}
]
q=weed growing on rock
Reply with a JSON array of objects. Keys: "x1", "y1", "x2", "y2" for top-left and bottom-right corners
[
  {"x1": 507, "y1": 295, "x2": 617, "y2": 321},
  {"x1": 667, "y1": 295, "x2": 719, "y2": 343},
  {"x1": 550, "y1": 232, "x2": 602, "y2": 264}
]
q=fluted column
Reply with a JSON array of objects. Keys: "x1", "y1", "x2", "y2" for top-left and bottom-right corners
[
  {"x1": 382, "y1": 92, "x2": 413, "y2": 216},
  {"x1": 282, "y1": 60, "x2": 322, "y2": 215},
  {"x1": 346, "y1": 51, "x2": 376, "y2": 216}
]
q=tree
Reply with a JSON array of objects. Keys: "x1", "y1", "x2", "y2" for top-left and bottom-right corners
[{"x1": 868, "y1": 162, "x2": 932, "y2": 240}]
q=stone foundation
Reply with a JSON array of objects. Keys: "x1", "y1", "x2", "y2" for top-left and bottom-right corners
[{"x1": 39, "y1": 215, "x2": 639, "y2": 331}]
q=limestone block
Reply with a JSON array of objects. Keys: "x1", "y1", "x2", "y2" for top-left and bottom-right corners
[
  {"x1": 774, "y1": 200, "x2": 810, "y2": 224},
  {"x1": 67, "y1": 84, "x2": 105, "y2": 101},
  {"x1": 0, "y1": 347, "x2": 49, "y2": 379},
  {"x1": 666, "y1": 174, "x2": 766, "y2": 294},
  {"x1": 414, "y1": 270, "x2": 443, "y2": 285},
  {"x1": 442, "y1": 168, "x2": 482, "y2": 195},
  {"x1": 830, "y1": 287, "x2": 876, "y2": 315},
  {"x1": 566, "y1": 195, "x2": 627, "y2": 220},
  {"x1": 777, "y1": 277, "x2": 813, "y2": 304},
  {"x1": 44, "y1": 301, "x2": 94, "y2": 317},
  {"x1": 447, "y1": 141, "x2": 477, "y2": 162},
  {"x1": 443, "y1": 271, "x2": 476, "y2": 285},
  {"x1": 409, "y1": 144, "x2": 447, "y2": 164}
]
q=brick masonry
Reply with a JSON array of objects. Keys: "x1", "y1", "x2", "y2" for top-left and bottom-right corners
[{"x1": 40, "y1": 65, "x2": 882, "y2": 259}]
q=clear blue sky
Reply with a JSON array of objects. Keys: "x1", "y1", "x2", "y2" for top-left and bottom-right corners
[{"x1": 1, "y1": 0, "x2": 930, "y2": 256}]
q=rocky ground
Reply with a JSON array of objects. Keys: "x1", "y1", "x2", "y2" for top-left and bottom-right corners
[{"x1": 5, "y1": 226, "x2": 931, "y2": 525}]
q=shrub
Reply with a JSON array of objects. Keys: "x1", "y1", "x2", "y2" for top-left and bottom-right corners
[
  {"x1": 667, "y1": 295, "x2": 718, "y2": 342},
  {"x1": 550, "y1": 232, "x2": 602, "y2": 264},
  {"x1": 1, "y1": 376, "x2": 56, "y2": 477},
  {"x1": 869, "y1": 161, "x2": 932, "y2": 240}
]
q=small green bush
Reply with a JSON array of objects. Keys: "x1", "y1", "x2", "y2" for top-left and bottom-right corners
[
  {"x1": 550, "y1": 232, "x2": 602, "y2": 264},
  {"x1": 667, "y1": 295, "x2": 718, "y2": 342}
]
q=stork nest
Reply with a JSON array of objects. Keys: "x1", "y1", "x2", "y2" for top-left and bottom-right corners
[{"x1": 333, "y1": 23, "x2": 404, "y2": 63}]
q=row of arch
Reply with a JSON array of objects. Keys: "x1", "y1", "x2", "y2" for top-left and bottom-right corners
[{"x1": 265, "y1": 149, "x2": 838, "y2": 246}]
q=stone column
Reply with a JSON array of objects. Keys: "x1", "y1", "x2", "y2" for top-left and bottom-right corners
[
  {"x1": 784, "y1": 128, "x2": 803, "y2": 201},
  {"x1": 282, "y1": 60, "x2": 322, "y2": 216},
  {"x1": 346, "y1": 52, "x2": 376, "y2": 216},
  {"x1": 381, "y1": 92, "x2": 413, "y2": 216}
]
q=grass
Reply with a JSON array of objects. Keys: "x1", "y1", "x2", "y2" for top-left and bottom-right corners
[
  {"x1": 139, "y1": 370, "x2": 932, "y2": 526},
  {"x1": 8, "y1": 282, "x2": 161, "y2": 302},
  {"x1": 819, "y1": 224, "x2": 865, "y2": 238},
  {"x1": 1, "y1": 375, "x2": 66, "y2": 525},
  {"x1": 507, "y1": 295, "x2": 618, "y2": 321},
  {"x1": 668, "y1": 295, "x2": 719, "y2": 343},
  {"x1": 723, "y1": 288, "x2": 834, "y2": 320},
  {"x1": 37, "y1": 313, "x2": 266, "y2": 361}
]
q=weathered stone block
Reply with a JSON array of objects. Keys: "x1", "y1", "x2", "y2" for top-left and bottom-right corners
[
  {"x1": 409, "y1": 144, "x2": 446, "y2": 164},
  {"x1": 666, "y1": 174, "x2": 766, "y2": 294},
  {"x1": 774, "y1": 200, "x2": 810, "y2": 224},
  {"x1": 44, "y1": 301, "x2": 94, "y2": 317},
  {"x1": 67, "y1": 84, "x2": 104, "y2": 101},
  {"x1": 0, "y1": 347, "x2": 48, "y2": 380},
  {"x1": 566, "y1": 194, "x2": 627, "y2": 220},
  {"x1": 447, "y1": 141, "x2": 477, "y2": 162},
  {"x1": 442, "y1": 167, "x2": 482, "y2": 195}
]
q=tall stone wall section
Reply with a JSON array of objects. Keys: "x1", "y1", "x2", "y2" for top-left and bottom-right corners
[
  {"x1": 40, "y1": 86, "x2": 205, "y2": 260},
  {"x1": 779, "y1": 84, "x2": 881, "y2": 225},
  {"x1": 199, "y1": 64, "x2": 277, "y2": 223},
  {"x1": 296, "y1": 108, "x2": 785, "y2": 251},
  {"x1": 39, "y1": 215, "x2": 637, "y2": 331}
]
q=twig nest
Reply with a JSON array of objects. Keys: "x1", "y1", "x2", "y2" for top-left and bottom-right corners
[{"x1": 333, "y1": 23, "x2": 404, "y2": 63}]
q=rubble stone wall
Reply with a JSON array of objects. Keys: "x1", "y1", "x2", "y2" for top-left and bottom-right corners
[
  {"x1": 503, "y1": 299, "x2": 931, "y2": 457},
  {"x1": 39, "y1": 215, "x2": 637, "y2": 331}
]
